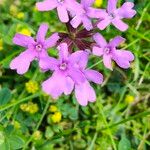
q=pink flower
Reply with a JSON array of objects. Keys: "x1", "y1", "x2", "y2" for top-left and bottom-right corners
[
  {"x1": 42, "y1": 43, "x2": 86, "y2": 99},
  {"x1": 70, "y1": 0, "x2": 103, "y2": 31},
  {"x1": 10, "y1": 23, "x2": 59, "y2": 74},
  {"x1": 42, "y1": 43, "x2": 103, "y2": 106},
  {"x1": 93, "y1": 33, "x2": 134, "y2": 70},
  {"x1": 97, "y1": 0, "x2": 136, "y2": 31},
  {"x1": 74, "y1": 51, "x2": 103, "y2": 106},
  {"x1": 36, "y1": 0, "x2": 81, "y2": 23}
]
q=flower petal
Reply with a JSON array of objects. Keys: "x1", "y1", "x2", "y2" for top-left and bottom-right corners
[
  {"x1": 103, "y1": 54, "x2": 113, "y2": 70},
  {"x1": 109, "y1": 36, "x2": 125, "y2": 47},
  {"x1": 117, "y1": 2, "x2": 136, "y2": 18},
  {"x1": 45, "y1": 33, "x2": 59, "y2": 49},
  {"x1": 70, "y1": 16, "x2": 82, "y2": 28},
  {"x1": 36, "y1": 0, "x2": 58, "y2": 11},
  {"x1": 112, "y1": 50, "x2": 134, "y2": 69},
  {"x1": 93, "y1": 46, "x2": 104, "y2": 56},
  {"x1": 107, "y1": 0, "x2": 117, "y2": 13},
  {"x1": 70, "y1": 51, "x2": 89, "y2": 70},
  {"x1": 97, "y1": 18, "x2": 111, "y2": 30},
  {"x1": 42, "y1": 72, "x2": 65, "y2": 99},
  {"x1": 84, "y1": 69, "x2": 103, "y2": 84},
  {"x1": 10, "y1": 49, "x2": 35, "y2": 74},
  {"x1": 93, "y1": 33, "x2": 107, "y2": 47},
  {"x1": 87, "y1": 8, "x2": 107, "y2": 19},
  {"x1": 81, "y1": 0, "x2": 95, "y2": 7},
  {"x1": 82, "y1": 15, "x2": 93, "y2": 31},
  {"x1": 39, "y1": 57, "x2": 58, "y2": 71},
  {"x1": 13, "y1": 34, "x2": 34, "y2": 48},
  {"x1": 68, "y1": 67, "x2": 86, "y2": 84},
  {"x1": 57, "y1": 43, "x2": 69, "y2": 61},
  {"x1": 36, "y1": 23, "x2": 49, "y2": 43},
  {"x1": 75, "y1": 81, "x2": 96, "y2": 106},
  {"x1": 64, "y1": 77, "x2": 74, "y2": 95},
  {"x1": 112, "y1": 18, "x2": 128, "y2": 31},
  {"x1": 57, "y1": 5, "x2": 69, "y2": 23}
]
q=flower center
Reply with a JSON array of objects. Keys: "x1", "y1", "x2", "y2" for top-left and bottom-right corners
[
  {"x1": 109, "y1": 13, "x2": 115, "y2": 19},
  {"x1": 59, "y1": 62, "x2": 67, "y2": 71},
  {"x1": 104, "y1": 47, "x2": 111, "y2": 54},
  {"x1": 57, "y1": 0, "x2": 64, "y2": 3},
  {"x1": 35, "y1": 44, "x2": 43, "y2": 52}
]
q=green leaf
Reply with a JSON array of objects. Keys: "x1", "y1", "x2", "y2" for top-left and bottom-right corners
[
  {"x1": 0, "y1": 88, "x2": 12, "y2": 105},
  {"x1": 45, "y1": 127, "x2": 54, "y2": 139},
  {"x1": 118, "y1": 134, "x2": 131, "y2": 150},
  {"x1": 8, "y1": 135, "x2": 25, "y2": 150}
]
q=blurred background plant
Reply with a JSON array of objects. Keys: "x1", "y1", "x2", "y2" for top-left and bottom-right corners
[{"x1": 0, "y1": 0, "x2": 150, "y2": 149}]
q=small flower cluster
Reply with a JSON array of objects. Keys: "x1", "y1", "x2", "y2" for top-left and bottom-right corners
[
  {"x1": 48, "y1": 105, "x2": 62, "y2": 123},
  {"x1": 25, "y1": 80, "x2": 39, "y2": 94},
  {"x1": 20, "y1": 102, "x2": 39, "y2": 114},
  {"x1": 10, "y1": 0, "x2": 136, "y2": 106}
]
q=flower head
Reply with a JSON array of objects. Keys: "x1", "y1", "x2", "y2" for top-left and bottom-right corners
[
  {"x1": 51, "y1": 111, "x2": 62, "y2": 123},
  {"x1": 42, "y1": 43, "x2": 86, "y2": 99},
  {"x1": 25, "y1": 80, "x2": 39, "y2": 94},
  {"x1": 93, "y1": 33, "x2": 134, "y2": 70},
  {"x1": 73, "y1": 50, "x2": 103, "y2": 106},
  {"x1": 42, "y1": 43, "x2": 103, "y2": 106},
  {"x1": 36, "y1": 0, "x2": 81, "y2": 23},
  {"x1": 97, "y1": 0, "x2": 136, "y2": 31},
  {"x1": 10, "y1": 23, "x2": 59, "y2": 74}
]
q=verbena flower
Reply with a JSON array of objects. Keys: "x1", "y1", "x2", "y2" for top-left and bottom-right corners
[
  {"x1": 74, "y1": 51, "x2": 103, "y2": 106},
  {"x1": 97, "y1": 0, "x2": 136, "y2": 31},
  {"x1": 42, "y1": 43, "x2": 86, "y2": 99},
  {"x1": 10, "y1": 23, "x2": 59, "y2": 74},
  {"x1": 42, "y1": 43, "x2": 103, "y2": 106},
  {"x1": 70, "y1": 0, "x2": 103, "y2": 31},
  {"x1": 36, "y1": 0, "x2": 81, "y2": 23},
  {"x1": 93, "y1": 33, "x2": 134, "y2": 70}
]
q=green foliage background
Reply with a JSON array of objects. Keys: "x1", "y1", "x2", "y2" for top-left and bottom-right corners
[{"x1": 0, "y1": 0, "x2": 150, "y2": 149}]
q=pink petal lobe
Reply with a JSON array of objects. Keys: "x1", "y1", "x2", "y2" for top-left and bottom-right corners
[
  {"x1": 36, "y1": 23, "x2": 49, "y2": 42},
  {"x1": 84, "y1": 69, "x2": 103, "y2": 84},
  {"x1": 57, "y1": 5, "x2": 69, "y2": 23},
  {"x1": 112, "y1": 19, "x2": 128, "y2": 31},
  {"x1": 36, "y1": 0, "x2": 58, "y2": 11},
  {"x1": 103, "y1": 54, "x2": 113, "y2": 70},
  {"x1": 10, "y1": 49, "x2": 35, "y2": 74},
  {"x1": 93, "y1": 46, "x2": 104, "y2": 56},
  {"x1": 13, "y1": 34, "x2": 34, "y2": 48}
]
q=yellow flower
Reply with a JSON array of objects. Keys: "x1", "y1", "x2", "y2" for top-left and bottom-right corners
[
  {"x1": 94, "y1": 0, "x2": 103, "y2": 8},
  {"x1": 125, "y1": 95, "x2": 135, "y2": 104},
  {"x1": 17, "y1": 12, "x2": 25, "y2": 19},
  {"x1": 13, "y1": 121, "x2": 21, "y2": 129},
  {"x1": 51, "y1": 112, "x2": 62, "y2": 123},
  {"x1": 0, "y1": 39, "x2": 3, "y2": 51},
  {"x1": 20, "y1": 102, "x2": 39, "y2": 114},
  {"x1": 20, "y1": 103, "x2": 28, "y2": 111},
  {"x1": 25, "y1": 81, "x2": 39, "y2": 94},
  {"x1": 28, "y1": 102, "x2": 39, "y2": 114},
  {"x1": 49, "y1": 105, "x2": 58, "y2": 113},
  {"x1": 33, "y1": 131, "x2": 42, "y2": 140},
  {"x1": 19, "y1": 28, "x2": 31, "y2": 36}
]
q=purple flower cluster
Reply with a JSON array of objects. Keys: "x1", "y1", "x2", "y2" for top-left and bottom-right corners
[{"x1": 10, "y1": 0, "x2": 136, "y2": 106}]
